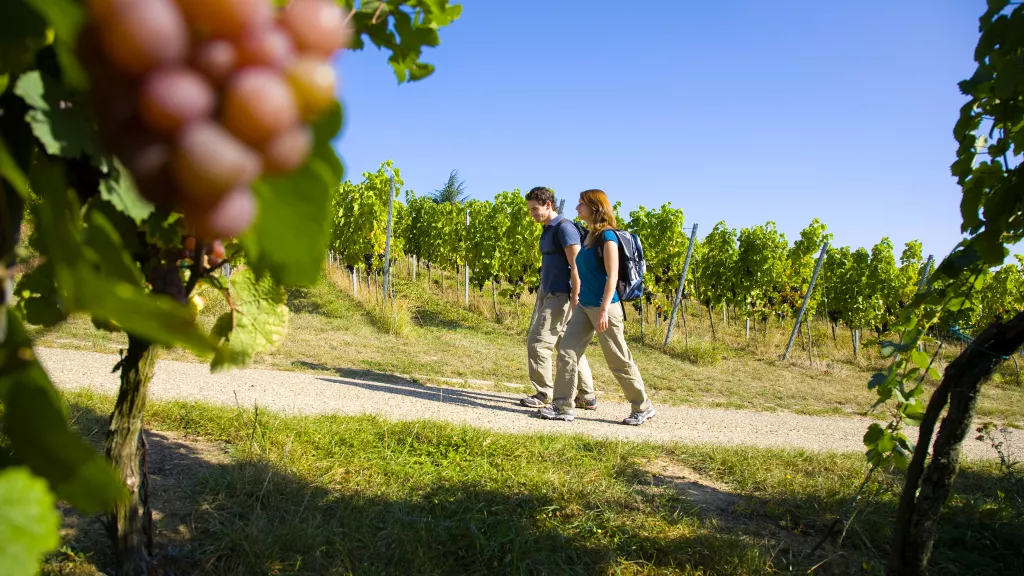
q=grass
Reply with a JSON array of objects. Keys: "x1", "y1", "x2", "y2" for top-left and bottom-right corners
[
  {"x1": 24, "y1": 261, "x2": 1024, "y2": 425},
  {"x1": 47, "y1": 390, "x2": 1024, "y2": 575}
]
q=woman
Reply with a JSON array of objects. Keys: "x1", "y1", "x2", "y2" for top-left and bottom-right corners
[{"x1": 537, "y1": 189, "x2": 656, "y2": 426}]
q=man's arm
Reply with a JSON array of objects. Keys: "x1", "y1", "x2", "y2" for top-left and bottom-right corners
[{"x1": 563, "y1": 243, "x2": 581, "y2": 308}]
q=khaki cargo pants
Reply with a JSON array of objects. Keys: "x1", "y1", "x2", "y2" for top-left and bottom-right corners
[
  {"x1": 553, "y1": 304, "x2": 652, "y2": 413},
  {"x1": 527, "y1": 291, "x2": 594, "y2": 403}
]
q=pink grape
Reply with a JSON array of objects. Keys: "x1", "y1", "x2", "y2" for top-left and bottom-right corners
[
  {"x1": 235, "y1": 25, "x2": 296, "y2": 70},
  {"x1": 139, "y1": 67, "x2": 216, "y2": 135},
  {"x1": 280, "y1": 0, "x2": 351, "y2": 57},
  {"x1": 173, "y1": 121, "x2": 262, "y2": 203},
  {"x1": 286, "y1": 56, "x2": 337, "y2": 120},
  {"x1": 96, "y1": 0, "x2": 189, "y2": 76},
  {"x1": 221, "y1": 67, "x2": 300, "y2": 146},
  {"x1": 191, "y1": 39, "x2": 238, "y2": 85},
  {"x1": 174, "y1": 0, "x2": 273, "y2": 39},
  {"x1": 262, "y1": 125, "x2": 312, "y2": 173},
  {"x1": 185, "y1": 187, "x2": 257, "y2": 239}
]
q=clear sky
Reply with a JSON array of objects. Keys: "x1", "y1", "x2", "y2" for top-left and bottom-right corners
[{"x1": 331, "y1": 0, "x2": 988, "y2": 260}]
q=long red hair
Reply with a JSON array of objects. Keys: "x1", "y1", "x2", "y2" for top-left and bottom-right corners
[{"x1": 579, "y1": 189, "x2": 617, "y2": 247}]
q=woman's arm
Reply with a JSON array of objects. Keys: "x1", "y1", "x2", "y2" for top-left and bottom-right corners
[{"x1": 597, "y1": 237, "x2": 618, "y2": 332}]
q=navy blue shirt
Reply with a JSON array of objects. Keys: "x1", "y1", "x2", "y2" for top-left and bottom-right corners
[
  {"x1": 576, "y1": 229, "x2": 620, "y2": 307},
  {"x1": 539, "y1": 215, "x2": 581, "y2": 295}
]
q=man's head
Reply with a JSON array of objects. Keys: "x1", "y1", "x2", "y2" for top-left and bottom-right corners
[{"x1": 525, "y1": 186, "x2": 557, "y2": 224}]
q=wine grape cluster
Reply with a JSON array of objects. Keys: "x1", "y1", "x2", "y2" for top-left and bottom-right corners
[{"x1": 81, "y1": 0, "x2": 350, "y2": 240}]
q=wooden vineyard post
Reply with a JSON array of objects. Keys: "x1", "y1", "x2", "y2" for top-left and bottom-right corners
[
  {"x1": 664, "y1": 223, "x2": 698, "y2": 347},
  {"x1": 382, "y1": 173, "x2": 395, "y2": 302},
  {"x1": 783, "y1": 241, "x2": 829, "y2": 361},
  {"x1": 465, "y1": 208, "x2": 470, "y2": 307}
]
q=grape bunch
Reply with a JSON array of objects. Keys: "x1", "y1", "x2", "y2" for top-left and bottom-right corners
[{"x1": 81, "y1": 0, "x2": 351, "y2": 240}]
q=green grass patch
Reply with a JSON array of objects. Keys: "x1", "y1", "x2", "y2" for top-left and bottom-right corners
[{"x1": 50, "y1": 390, "x2": 1024, "y2": 576}]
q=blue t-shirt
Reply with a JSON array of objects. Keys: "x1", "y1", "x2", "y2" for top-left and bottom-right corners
[
  {"x1": 539, "y1": 215, "x2": 581, "y2": 295},
  {"x1": 576, "y1": 229, "x2": 620, "y2": 307}
]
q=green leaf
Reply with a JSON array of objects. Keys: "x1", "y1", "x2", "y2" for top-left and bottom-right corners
[
  {"x1": 310, "y1": 101, "x2": 343, "y2": 183},
  {"x1": 142, "y1": 209, "x2": 186, "y2": 248},
  {"x1": 0, "y1": 0, "x2": 49, "y2": 77},
  {"x1": 21, "y1": 0, "x2": 87, "y2": 90},
  {"x1": 902, "y1": 400, "x2": 926, "y2": 427},
  {"x1": 99, "y1": 159, "x2": 155, "y2": 225},
  {"x1": 928, "y1": 365, "x2": 942, "y2": 380},
  {"x1": 14, "y1": 70, "x2": 100, "y2": 160},
  {"x1": 911, "y1": 350, "x2": 931, "y2": 372},
  {"x1": 243, "y1": 160, "x2": 334, "y2": 286},
  {"x1": 879, "y1": 340, "x2": 905, "y2": 358},
  {"x1": 0, "y1": 309, "x2": 126, "y2": 513},
  {"x1": 892, "y1": 445, "x2": 911, "y2": 470},
  {"x1": 83, "y1": 209, "x2": 145, "y2": 287},
  {"x1": 863, "y1": 423, "x2": 884, "y2": 447},
  {"x1": 210, "y1": 268, "x2": 289, "y2": 371},
  {"x1": 0, "y1": 136, "x2": 30, "y2": 199},
  {"x1": 13, "y1": 260, "x2": 66, "y2": 327},
  {"x1": 877, "y1": 431, "x2": 896, "y2": 453},
  {"x1": 0, "y1": 466, "x2": 61, "y2": 575}
]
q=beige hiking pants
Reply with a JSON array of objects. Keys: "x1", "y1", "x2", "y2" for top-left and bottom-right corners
[
  {"x1": 554, "y1": 304, "x2": 652, "y2": 413},
  {"x1": 527, "y1": 291, "x2": 594, "y2": 402}
]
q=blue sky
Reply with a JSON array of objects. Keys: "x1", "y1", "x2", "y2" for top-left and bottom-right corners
[{"x1": 331, "y1": 0, "x2": 987, "y2": 260}]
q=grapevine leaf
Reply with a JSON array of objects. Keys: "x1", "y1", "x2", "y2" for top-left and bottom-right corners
[
  {"x1": 863, "y1": 423, "x2": 884, "y2": 447},
  {"x1": 902, "y1": 400, "x2": 926, "y2": 427},
  {"x1": 21, "y1": 0, "x2": 88, "y2": 90},
  {"x1": 210, "y1": 268, "x2": 289, "y2": 371},
  {"x1": 142, "y1": 209, "x2": 186, "y2": 249},
  {"x1": 244, "y1": 159, "x2": 334, "y2": 286},
  {"x1": 83, "y1": 209, "x2": 145, "y2": 287},
  {"x1": 0, "y1": 309, "x2": 126, "y2": 513},
  {"x1": 13, "y1": 260, "x2": 66, "y2": 327},
  {"x1": 892, "y1": 445, "x2": 911, "y2": 470},
  {"x1": 0, "y1": 0, "x2": 49, "y2": 77},
  {"x1": 0, "y1": 467, "x2": 61, "y2": 576},
  {"x1": 99, "y1": 159, "x2": 155, "y2": 225},
  {"x1": 877, "y1": 431, "x2": 896, "y2": 453},
  {"x1": 0, "y1": 136, "x2": 30, "y2": 200},
  {"x1": 928, "y1": 365, "x2": 942, "y2": 380},
  {"x1": 14, "y1": 70, "x2": 101, "y2": 160},
  {"x1": 910, "y1": 350, "x2": 931, "y2": 372},
  {"x1": 310, "y1": 101, "x2": 343, "y2": 183},
  {"x1": 879, "y1": 340, "x2": 903, "y2": 358}
]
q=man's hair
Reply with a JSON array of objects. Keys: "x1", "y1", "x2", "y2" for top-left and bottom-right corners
[{"x1": 525, "y1": 186, "x2": 556, "y2": 208}]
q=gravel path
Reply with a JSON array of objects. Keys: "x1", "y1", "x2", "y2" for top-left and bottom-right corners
[{"x1": 39, "y1": 347, "x2": 1014, "y2": 460}]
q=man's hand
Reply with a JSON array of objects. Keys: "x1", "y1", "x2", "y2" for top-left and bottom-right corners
[
  {"x1": 571, "y1": 292, "x2": 579, "y2": 309},
  {"x1": 596, "y1": 307, "x2": 609, "y2": 333}
]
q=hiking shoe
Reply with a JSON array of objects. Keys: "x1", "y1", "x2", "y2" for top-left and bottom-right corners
[
  {"x1": 537, "y1": 406, "x2": 574, "y2": 422},
  {"x1": 575, "y1": 396, "x2": 598, "y2": 410},
  {"x1": 520, "y1": 394, "x2": 548, "y2": 408},
  {"x1": 622, "y1": 407, "x2": 656, "y2": 426}
]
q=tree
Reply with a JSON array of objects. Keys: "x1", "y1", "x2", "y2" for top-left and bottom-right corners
[{"x1": 432, "y1": 168, "x2": 469, "y2": 204}]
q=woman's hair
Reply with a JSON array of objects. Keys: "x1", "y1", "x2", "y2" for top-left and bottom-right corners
[{"x1": 579, "y1": 189, "x2": 617, "y2": 247}]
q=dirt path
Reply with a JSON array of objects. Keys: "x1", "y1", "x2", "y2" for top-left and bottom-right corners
[{"x1": 39, "y1": 347, "x2": 1014, "y2": 460}]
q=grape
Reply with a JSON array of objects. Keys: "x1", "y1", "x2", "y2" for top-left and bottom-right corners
[
  {"x1": 262, "y1": 126, "x2": 312, "y2": 173},
  {"x1": 139, "y1": 67, "x2": 216, "y2": 136},
  {"x1": 209, "y1": 239, "x2": 227, "y2": 265},
  {"x1": 191, "y1": 39, "x2": 237, "y2": 85},
  {"x1": 235, "y1": 25, "x2": 296, "y2": 70},
  {"x1": 173, "y1": 121, "x2": 262, "y2": 204},
  {"x1": 174, "y1": 0, "x2": 273, "y2": 39},
  {"x1": 280, "y1": 0, "x2": 351, "y2": 57},
  {"x1": 184, "y1": 187, "x2": 257, "y2": 239},
  {"x1": 286, "y1": 56, "x2": 337, "y2": 121},
  {"x1": 94, "y1": 0, "x2": 189, "y2": 76},
  {"x1": 221, "y1": 67, "x2": 300, "y2": 146}
]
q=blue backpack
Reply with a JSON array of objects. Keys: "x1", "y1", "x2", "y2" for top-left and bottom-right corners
[{"x1": 574, "y1": 222, "x2": 647, "y2": 302}]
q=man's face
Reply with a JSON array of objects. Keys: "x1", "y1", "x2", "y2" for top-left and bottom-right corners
[{"x1": 527, "y1": 200, "x2": 552, "y2": 223}]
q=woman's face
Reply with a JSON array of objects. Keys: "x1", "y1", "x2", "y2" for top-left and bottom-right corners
[{"x1": 576, "y1": 198, "x2": 594, "y2": 223}]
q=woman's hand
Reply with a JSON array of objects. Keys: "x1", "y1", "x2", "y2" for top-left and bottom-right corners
[{"x1": 596, "y1": 307, "x2": 609, "y2": 333}]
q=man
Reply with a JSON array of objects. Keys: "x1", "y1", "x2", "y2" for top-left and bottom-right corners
[{"x1": 521, "y1": 186, "x2": 597, "y2": 410}]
